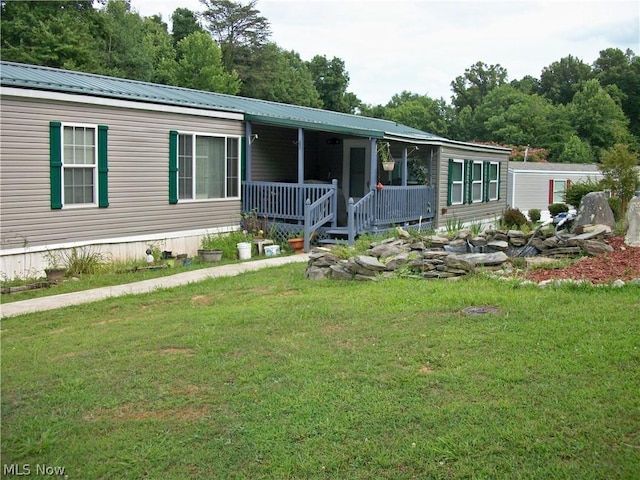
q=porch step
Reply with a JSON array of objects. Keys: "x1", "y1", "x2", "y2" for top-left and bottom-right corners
[
  {"x1": 323, "y1": 228, "x2": 349, "y2": 236},
  {"x1": 317, "y1": 238, "x2": 349, "y2": 246}
]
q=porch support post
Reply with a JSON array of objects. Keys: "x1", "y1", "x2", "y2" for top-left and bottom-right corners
[
  {"x1": 297, "y1": 128, "x2": 304, "y2": 185},
  {"x1": 245, "y1": 121, "x2": 252, "y2": 182},
  {"x1": 401, "y1": 147, "x2": 408, "y2": 186},
  {"x1": 370, "y1": 137, "x2": 377, "y2": 190}
]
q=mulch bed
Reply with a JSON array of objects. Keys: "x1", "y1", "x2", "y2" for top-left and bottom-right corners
[{"x1": 524, "y1": 236, "x2": 640, "y2": 284}]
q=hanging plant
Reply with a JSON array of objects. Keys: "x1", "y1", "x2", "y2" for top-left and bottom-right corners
[{"x1": 377, "y1": 141, "x2": 394, "y2": 171}]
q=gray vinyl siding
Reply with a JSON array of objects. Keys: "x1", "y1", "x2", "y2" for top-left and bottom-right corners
[
  {"x1": 436, "y1": 145, "x2": 508, "y2": 228},
  {"x1": 0, "y1": 96, "x2": 243, "y2": 250},
  {"x1": 249, "y1": 124, "x2": 326, "y2": 182}
]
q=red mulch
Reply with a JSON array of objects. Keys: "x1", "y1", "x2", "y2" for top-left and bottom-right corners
[{"x1": 524, "y1": 236, "x2": 640, "y2": 284}]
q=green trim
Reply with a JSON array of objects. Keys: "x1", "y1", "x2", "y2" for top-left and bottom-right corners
[
  {"x1": 98, "y1": 125, "x2": 109, "y2": 207},
  {"x1": 49, "y1": 121, "x2": 62, "y2": 209},
  {"x1": 496, "y1": 163, "x2": 501, "y2": 200},
  {"x1": 169, "y1": 130, "x2": 178, "y2": 204}
]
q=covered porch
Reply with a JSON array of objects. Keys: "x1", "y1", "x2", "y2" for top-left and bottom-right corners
[{"x1": 241, "y1": 121, "x2": 437, "y2": 251}]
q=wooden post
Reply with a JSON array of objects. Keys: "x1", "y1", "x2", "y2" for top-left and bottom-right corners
[{"x1": 348, "y1": 197, "x2": 355, "y2": 246}]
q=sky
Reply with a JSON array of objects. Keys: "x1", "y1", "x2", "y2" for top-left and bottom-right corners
[{"x1": 130, "y1": 0, "x2": 640, "y2": 106}]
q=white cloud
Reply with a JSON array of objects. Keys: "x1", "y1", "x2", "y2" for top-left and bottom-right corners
[{"x1": 130, "y1": 0, "x2": 640, "y2": 105}]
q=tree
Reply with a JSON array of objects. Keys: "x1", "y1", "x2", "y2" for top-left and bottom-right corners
[
  {"x1": 568, "y1": 79, "x2": 630, "y2": 158},
  {"x1": 382, "y1": 92, "x2": 449, "y2": 137},
  {"x1": 174, "y1": 31, "x2": 240, "y2": 94},
  {"x1": 557, "y1": 135, "x2": 594, "y2": 163},
  {"x1": 200, "y1": 0, "x2": 271, "y2": 73},
  {"x1": 450, "y1": 61, "x2": 508, "y2": 111},
  {"x1": 307, "y1": 55, "x2": 361, "y2": 113},
  {"x1": 538, "y1": 55, "x2": 593, "y2": 105},
  {"x1": 599, "y1": 143, "x2": 639, "y2": 217},
  {"x1": 0, "y1": 0, "x2": 102, "y2": 70},
  {"x1": 593, "y1": 48, "x2": 640, "y2": 138},
  {"x1": 171, "y1": 8, "x2": 204, "y2": 47},
  {"x1": 240, "y1": 45, "x2": 322, "y2": 106},
  {"x1": 472, "y1": 85, "x2": 557, "y2": 145},
  {"x1": 141, "y1": 15, "x2": 178, "y2": 85},
  {"x1": 98, "y1": 0, "x2": 156, "y2": 81}
]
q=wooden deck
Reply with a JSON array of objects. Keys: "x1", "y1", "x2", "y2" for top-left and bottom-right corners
[{"x1": 242, "y1": 181, "x2": 435, "y2": 251}]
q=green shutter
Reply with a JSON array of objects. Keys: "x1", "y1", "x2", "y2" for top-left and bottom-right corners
[
  {"x1": 169, "y1": 130, "x2": 178, "y2": 204},
  {"x1": 483, "y1": 161, "x2": 489, "y2": 202},
  {"x1": 49, "y1": 121, "x2": 63, "y2": 209},
  {"x1": 98, "y1": 125, "x2": 109, "y2": 207},
  {"x1": 496, "y1": 163, "x2": 501, "y2": 200},
  {"x1": 447, "y1": 159, "x2": 453, "y2": 206},
  {"x1": 464, "y1": 160, "x2": 472, "y2": 204}
]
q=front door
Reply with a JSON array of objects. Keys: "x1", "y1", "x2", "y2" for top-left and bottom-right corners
[{"x1": 342, "y1": 140, "x2": 371, "y2": 203}]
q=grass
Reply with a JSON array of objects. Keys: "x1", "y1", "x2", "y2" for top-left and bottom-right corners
[
  {"x1": 1, "y1": 265, "x2": 639, "y2": 479},
  {"x1": 0, "y1": 252, "x2": 291, "y2": 304}
]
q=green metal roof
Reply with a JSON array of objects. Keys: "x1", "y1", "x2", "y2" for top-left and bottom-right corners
[{"x1": 1, "y1": 61, "x2": 448, "y2": 142}]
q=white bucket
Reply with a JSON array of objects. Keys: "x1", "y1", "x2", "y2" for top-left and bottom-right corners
[{"x1": 237, "y1": 242, "x2": 252, "y2": 260}]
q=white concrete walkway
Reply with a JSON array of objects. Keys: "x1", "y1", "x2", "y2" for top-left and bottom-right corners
[{"x1": 1, "y1": 254, "x2": 310, "y2": 318}]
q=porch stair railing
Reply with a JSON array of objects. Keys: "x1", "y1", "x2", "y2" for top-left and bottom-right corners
[{"x1": 303, "y1": 184, "x2": 338, "y2": 252}]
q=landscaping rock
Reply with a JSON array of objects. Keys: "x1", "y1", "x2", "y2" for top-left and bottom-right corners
[
  {"x1": 304, "y1": 225, "x2": 623, "y2": 282},
  {"x1": 625, "y1": 196, "x2": 640, "y2": 247},
  {"x1": 573, "y1": 191, "x2": 616, "y2": 232}
]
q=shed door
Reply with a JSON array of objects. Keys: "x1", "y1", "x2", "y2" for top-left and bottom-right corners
[{"x1": 342, "y1": 140, "x2": 371, "y2": 203}]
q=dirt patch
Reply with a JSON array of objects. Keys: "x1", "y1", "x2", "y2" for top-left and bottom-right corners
[
  {"x1": 461, "y1": 306, "x2": 501, "y2": 315},
  {"x1": 85, "y1": 403, "x2": 208, "y2": 422},
  {"x1": 419, "y1": 365, "x2": 435, "y2": 373},
  {"x1": 190, "y1": 294, "x2": 214, "y2": 306},
  {"x1": 524, "y1": 236, "x2": 640, "y2": 284}
]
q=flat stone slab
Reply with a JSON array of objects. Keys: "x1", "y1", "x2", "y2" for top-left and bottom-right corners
[{"x1": 453, "y1": 251, "x2": 509, "y2": 266}]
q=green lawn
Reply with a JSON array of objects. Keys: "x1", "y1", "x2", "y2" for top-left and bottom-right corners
[{"x1": 1, "y1": 264, "x2": 639, "y2": 479}]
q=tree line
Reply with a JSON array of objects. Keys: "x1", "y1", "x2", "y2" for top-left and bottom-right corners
[{"x1": 2, "y1": 0, "x2": 638, "y2": 165}]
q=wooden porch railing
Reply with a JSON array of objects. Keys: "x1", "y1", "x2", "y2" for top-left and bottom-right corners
[
  {"x1": 242, "y1": 181, "x2": 435, "y2": 250},
  {"x1": 373, "y1": 186, "x2": 435, "y2": 227},
  {"x1": 242, "y1": 180, "x2": 337, "y2": 221}
]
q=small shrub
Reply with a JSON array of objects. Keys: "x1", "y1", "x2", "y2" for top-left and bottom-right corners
[
  {"x1": 564, "y1": 179, "x2": 601, "y2": 208},
  {"x1": 500, "y1": 207, "x2": 528, "y2": 228},
  {"x1": 201, "y1": 231, "x2": 253, "y2": 260},
  {"x1": 445, "y1": 216, "x2": 464, "y2": 234},
  {"x1": 607, "y1": 197, "x2": 622, "y2": 221},
  {"x1": 63, "y1": 247, "x2": 108, "y2": 276},
  {"x1": 528, "y1": 209, "x2": 541, "y2": 223},
  {"x1": 548, "y1": 203, "x2": 569, "y2": 217}
]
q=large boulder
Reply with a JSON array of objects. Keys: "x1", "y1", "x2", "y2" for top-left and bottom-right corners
[
  {"x1": 573, "y1": 192, "x2": 616, "y2": 232},
  {"x1": 626, "y1": 196, "x2": 640, "y2": 247}
]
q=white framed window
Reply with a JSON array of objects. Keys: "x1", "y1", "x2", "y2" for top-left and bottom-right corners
[
  {"x1": 552, "y1": 179, "x2": 567, "y2": 204},
  {"x1": 449, "y1": 159, "x2": 465, "y2": 205},
  {"x1": 62, "y1": 124, "x2": 97, "y2": 206},
  {"x1": 471, "y1": 161, "x2": 483, "y2": 203},
  {"x1": 177, "y1": 133, "x2": 241, "y2": 201},
  {"x1": 487, "y1": 162, "x2": 499, "y2": 201}
]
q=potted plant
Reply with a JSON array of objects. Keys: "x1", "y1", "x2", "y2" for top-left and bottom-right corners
[
  {"x1": 43, "y1": 249, "x2": 66, "y2": 283},
  {"x1": 378, "y1": 141, "x2": 394, "y2": 172},
  {"x1": 287, "y1": 232, "x2": 305, "y2": 254},
  {"x1": 198, "y1": 233, "x2": 224, "y2": 262}
]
